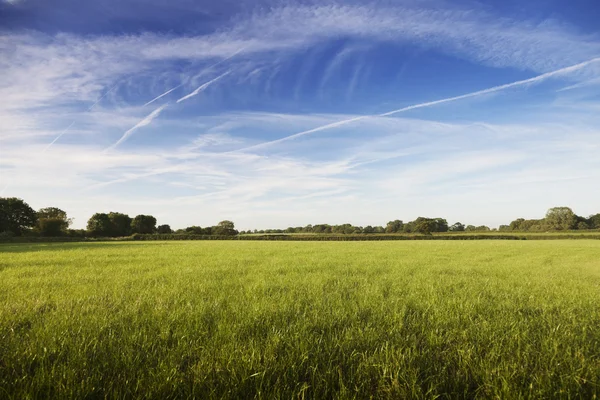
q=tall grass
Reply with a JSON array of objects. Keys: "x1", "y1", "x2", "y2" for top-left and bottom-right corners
[{"x1": 1, "y1": 241, "x2": 599, "y2": 398}]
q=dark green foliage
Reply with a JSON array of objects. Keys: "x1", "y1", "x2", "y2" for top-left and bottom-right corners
[
  {"x1": 211, "y1": 220, "x2": 238, "y2": 236},
  {"x1": 157, "y1": 224, "x2": 172, "y2": 234},
  {"x1": 588, "y1": 214, "x2": 600, "y2": 229},
  {"x1": 0, "y1": 197, "x2": 37, "y2": 235},
  {"x1": 131, "y1": 215, "x2": 157, "y2": 234},
  {"x1": 108, "y1": 212, "x2": 132, "y2": 236},
  {"x1": 86, "y1": 213, "x2": 113, "y2": 236},
  {"x1": 184, "y1": 226, "x2": 212, "y2": 235},
  {"x1": 38, "y1": 218, "x2": 67, "y2": 236},
  {"x1": 37, "y1": 207, "x2": 71, "y2": 236},
  {"x1": 385, "y1": 219, "x2": 404, "y2": 233},
  {"x1": 449, "y1": 222, "x2": 465, "y2": 232}
]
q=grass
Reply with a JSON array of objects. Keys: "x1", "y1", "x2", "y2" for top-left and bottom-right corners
[{"x1": 0, "y1": 240, "x2": 599, "y2": 399}]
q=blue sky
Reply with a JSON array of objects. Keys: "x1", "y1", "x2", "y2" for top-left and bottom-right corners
[{"x1": 1, "y1": 0, "x2": 599, "y2": 230}]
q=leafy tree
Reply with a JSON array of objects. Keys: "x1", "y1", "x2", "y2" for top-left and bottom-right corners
[
  {"x1": 212, "y1": 220, "x2": 237, "y2": 236},
  {"x1": 588, "y1": 214, "x2": 600, "y2": 229},
  {"x1": 545, "y1": 207, "x2": 577, "y2": 231},
  {"x1": 38, "y1": 207, "x2": 71, "y2": 225},
  {"x1": 577, "y1": 221, "x2": 589, "y2": 230},
  {"x1": 363, "y1": 225, "x2": 375, "y2": 234},
  {"x1": 131, "y1": 215, "x2": 157, "y2": 234},
  {"x1": 449, "y1": 222, "x2": 465, "y2": 232},
  {"x1": 37, "y1": 207, "x2": 71, "y2": 236},
  {"x1": 86, "y1": 213, "x2": 113, "y2": 237},
  {"x1": 0, "y1": 197, "x2": 38, "y2": 235},
  {"x1": 433, "y1": 218, "x2": 449, "y2": 232},
  {"x1": 509, "y1": 218, "x2": 544, "y2": 231},
  {"x1": 414, "y1": 218, "x2": 434, "y2": 235},
  {"x1": 157, "y1": 224, "x2": 172, "y2": 234},
  {"x1": 39, "y1": 219, "x2": 65, "y2": 236},
  {"x1": 108, "y1": 212, "x2": 132, "y2": 236},
  {"x1": 385, "y1": 220, "x2": 404, "y2": 233}
]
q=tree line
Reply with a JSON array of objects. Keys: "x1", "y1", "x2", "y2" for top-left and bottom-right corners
[{"x1": 0, "y1": 197, "x2": 598, "y2": 238}]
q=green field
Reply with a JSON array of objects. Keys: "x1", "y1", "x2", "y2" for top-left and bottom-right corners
[{"x1": 1, "y1": 241, "x2": 599, "y2": 399}]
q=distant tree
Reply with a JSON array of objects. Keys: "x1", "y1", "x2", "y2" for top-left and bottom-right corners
[
  {"x1": 0, "y1": 197, "x2": 37, "y2": 236},
  {"x1": 410, "y1": 217, "x2": 447, "y2": 234},
  {"x1": 509, "y1": 218, "x2": 544, "y2": 231},
  {"x1": 545, "y1": 207, "x2": 577, "y2": 231},
  {"x1": 363, "y1": 225, "x2": 375, "y2": 234},
  {"x1": 588, "y1": 214, "x2": 600, "y2": 229},
  {"x1": 312, "y1": 224, "x2": 331, "y2": 234},
  {"x1": 373, "y1": 226, "x2": 385, "y2": 233},
  {"x1": 108, "y1": 212, "x2": 132, "y2": 236},
  {"x1": 498, "y1": 225, "x2": 511, "y2": 231},
  {"x1": 212, "y1": 220, "x2": 237, "y2": 236},
  {"x1": 37, "y1": 207, "x2": 70, "y2": 226},
  {"x1": 465, "y1": 225, "x2": 477, "y2": 232},
  {"x1": 157, "y1": 224, "x2": 172, "y2": 234},
  {"x1": 413, "y1": 217, "x2": 436, "y2": 235},
  {"x1": 576, "y1": 221, "x2": 589, "y2": 230},
  {"x1": 385, "y1": 220, "x2": 404, "y2": 233},
  {"x1": 37, "y1": 207, "x2": 71, "y2": 236},
  {"x1": 131, "y1": 215, "x2": 157, "y2": 234},
  {"x1": 449, "y1": 222, "x2": 465, "y2": 232},
  {"x1": 185, "y1": 226, "x2": 203, "y2": 234},
  {"x1": 433, "y1": 218, "x2": 449, "y2": 232},
  {"x1": 86, "y1": 213, "x2": 113, "y2": 237}
]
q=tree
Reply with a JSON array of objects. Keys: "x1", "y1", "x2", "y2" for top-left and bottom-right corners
[
  {"x1": 157, "y1": 224, "x2": 172, "y2": 234},
  {"x1": 0, "y1": 198, "x2": 38, "y2": 235},
  {"x1": 131, "y1": 215, "x2": 157, "y2": 234},
  {"x1": 212, "y1": 220, "x2": 237, "y2": 236},
  {"x1": 413, "y1": 217, "x2": 436, "y2": 235},
  {"x1": 449, "y1": 222, "x2": 465, "y2": 232},
  {"x1": 37, "y1": 207, "x2": 71, "y2": 236},
  {"x1": 363, "y1": 225, "x2": 375, "y2": 234},
  {"x1": 577, "y1": 221, "x2": 589, "y2": 230},
  {"x1": 545, "y1": 207, "x2": 577, "y2": 231},
  {"x1": 108, "y1": 212, "x2": 132, "y2": 236},
  {"x1": 385, "y1": 220, "x2": 404, "y2": 233},
  {"x1": 432, "y1": 218, "x2": 449, "y2": 232},
  {"x1": 86, "y1": 213, "x2": 113, "y2": 237},
  {"x1": 588, "y1": 214, "x2": 600, "y2": 229}
]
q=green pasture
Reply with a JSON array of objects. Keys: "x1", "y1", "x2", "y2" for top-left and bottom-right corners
[{"x1": 1, "y1": 241, "x2": 599, "y2": 399}]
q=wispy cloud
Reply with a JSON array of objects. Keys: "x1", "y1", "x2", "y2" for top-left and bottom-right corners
[
  {"x1": 176, "y1": 70, "x2": 231, "y2": 103},
  {"x1": 107, "y1": 104, "x2": 168, "y2": 149},
  {"x1": 237, "y1": 57, "x2": 600, "y2": 151}
]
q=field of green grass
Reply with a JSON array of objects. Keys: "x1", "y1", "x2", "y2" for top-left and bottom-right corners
[{"x1": 1, "y1": 241, "x2": 599, "y2": 399}]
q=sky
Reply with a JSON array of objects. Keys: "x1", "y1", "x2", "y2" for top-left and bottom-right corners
[{"x1": 0, "y1": 0, "x2": 599, "y2": 230}]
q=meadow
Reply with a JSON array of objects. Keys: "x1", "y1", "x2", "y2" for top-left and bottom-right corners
[{"x1": 1, "y1": 241, "x2": 599, "y2": 399}]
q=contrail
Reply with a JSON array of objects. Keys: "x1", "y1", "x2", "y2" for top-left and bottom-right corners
[
  {"x1": 235, "y1": 57, "x2": 600, "y2": 152},
  {"x1": 107, "y1": 104, "x2": 168, "y2": 150},
  {"x1": 41, "y1": 84, "x2": 119, "y2": 153},
  {"x1": 143, "y1": 46, "x2": 247, "y2": 107},
  {"x1": 176, "y1": 70, "x2": 231, "y2": 103},
  {"x1": 143, "y1": 84, "x2": 183, "y2": 107}
]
